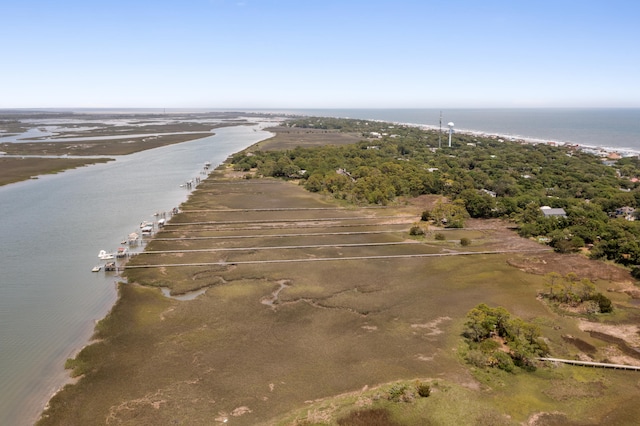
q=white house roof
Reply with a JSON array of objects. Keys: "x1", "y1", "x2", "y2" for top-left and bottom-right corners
[{"x1": 541, "y1": 207, "x2": 567, "y2": 217}]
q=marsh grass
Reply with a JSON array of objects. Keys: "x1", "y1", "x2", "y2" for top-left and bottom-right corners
[
  {"x1": 257, "y1": 126, "x2": 364, "y2": 150},
  {"x1": 278, "y1": 380, "x2": 518, "y2": 426},
  {"x1": 0, "y1": 157, "x2": 112, "y2": 186},
  {"x1": 337, "y1": 408, "x2": 401, "y2": 426},
  {"x1": 40, "y1": 175, "x2": 640, "y2": 426}
]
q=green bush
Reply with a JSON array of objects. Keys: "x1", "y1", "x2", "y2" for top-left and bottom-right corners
[
  {"x1": 416, "y1": 382, "x2": 431, "y2": 398},
  {"x1": 477, "y1": 338, "x2": 501, "y2": 353},
  {"x1": 460, "y1": 237, "x2": 471, "y2": 246},
  {"x1": 492, "y1": 351, "x2": 516, "y2": 373},
  {"x1": 591, "y1": 292, "x2": 613, "y2": 313},
  {"x1": 409, "y1": 225, "x2": 425, "y2": 236},
  {"x1": 387, "y1": 383, "x2": 413, "y2": 402},
  {"x1": 434, "y1": 232, "x2": 446, "y2": 241},
  {"x1": 465, "y1": 349, "x2": 489, "y2": 368}
]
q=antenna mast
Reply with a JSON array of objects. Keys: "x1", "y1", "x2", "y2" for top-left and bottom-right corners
[{"x1": 438, "y1": 111, "x2": 442, "y2": 148}]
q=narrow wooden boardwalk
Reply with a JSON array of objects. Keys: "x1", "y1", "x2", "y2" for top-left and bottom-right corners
[
  {"x1": 163, "y1": 215, "x2": 416, "y2": 226},
  {"x1": 136, "y1": 241, "x2": 423, "y2": 255},
  {"x1": 538, "y1": 357, "x2": 640, "y2": 371},
  {"x1": 124, "y1": 248, "x2": 551, "y2": 269},
  {"x1": 152, "y1": 230, "x2": 402, "y2": 241}
]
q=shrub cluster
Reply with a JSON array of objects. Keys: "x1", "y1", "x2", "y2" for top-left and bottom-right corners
[
  {"x1": 541, "y1": 272, "x2": 613, "y2": 313},
  {"x1": 463, "y1": 304, "x2": 549, "y2": 372},
  {"x1": 384, "y1": 382, "x2": 431, "y2": 403},
  {"x1": 409, "y1": 225, "x2": 425, "y2": 236},
  {"x1": 416, "y1": 382, "x2": 431, "y2": 398}
]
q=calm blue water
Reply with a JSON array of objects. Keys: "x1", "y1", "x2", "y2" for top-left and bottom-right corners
[{"x1": 0, "y1": 124, "x2": 272, "y2": 426}]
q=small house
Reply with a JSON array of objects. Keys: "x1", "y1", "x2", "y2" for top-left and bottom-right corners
[
  {"x1": 615, "y1": 206, "x2": 636, "y2": 221},
  {"x1": 540, "y1": 206, "x2": 567, "y2": 218}
]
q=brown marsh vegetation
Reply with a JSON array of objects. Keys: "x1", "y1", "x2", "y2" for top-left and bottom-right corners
[
  {"x1": 37, "y1": 129, "x2": 640, "y2": 425},
  {"x1": 0, "y1": 157, "x2": 112, "y2": 186}
]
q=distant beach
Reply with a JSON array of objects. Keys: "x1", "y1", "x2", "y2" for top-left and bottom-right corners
[{"x1": 252, "y1": 108, "x2": 640, "y2": 154}]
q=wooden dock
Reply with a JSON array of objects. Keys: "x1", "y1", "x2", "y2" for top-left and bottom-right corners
[{"x1": 538, "y1": 357, "x2": 640, "y2": 371}]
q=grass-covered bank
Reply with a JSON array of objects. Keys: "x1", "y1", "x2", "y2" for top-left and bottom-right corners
[
  {"x1": 37, "y1": 122, "x2": 640, "y2": 425},
  {"x1": 0, "y1": 157, "x2": 113, "y2": 186}
]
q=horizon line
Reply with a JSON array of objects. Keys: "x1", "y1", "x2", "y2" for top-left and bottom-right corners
[{"x1": 1, "y1": 106, "x2": 640, "y2": 111}]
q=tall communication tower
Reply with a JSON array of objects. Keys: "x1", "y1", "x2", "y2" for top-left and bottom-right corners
[{"x1": 438, "y1": 111, "x2": 442, "y2": 148}]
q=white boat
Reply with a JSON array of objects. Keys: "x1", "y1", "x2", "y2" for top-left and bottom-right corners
[
  {"x1": 98, "y1": 250, "x2": 115, "y2": 260},
  {"x1": 157, "y1": 218, "x2": 165, "y2": 227},
  {"x1": 141, "y1": 225, "x2": 153, "y2": 235},
  {"x1": 91, "y1": 265, "x2": 102, "y2": 272},
  {"x1": 116, "y1": 247, "x2": 128, "y2": 258},
  {"x1": 140, "y1": 221, "x2": 153, "y2": 229}
]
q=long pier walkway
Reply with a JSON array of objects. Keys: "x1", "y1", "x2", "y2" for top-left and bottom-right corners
[
  {"x1": 538, "y1": 357, "x2": 640, "y2": 371},
  {"x1": 123, "y1": 248, "x2": 551, "y2": 269}
]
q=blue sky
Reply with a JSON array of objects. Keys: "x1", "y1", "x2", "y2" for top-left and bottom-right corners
[{"x1": 2, "y1": 0, "x2": 639, "y2": 108}]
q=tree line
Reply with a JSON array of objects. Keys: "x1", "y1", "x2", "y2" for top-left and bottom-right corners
[{"x1": 231, "y1": 116, "x2": 640, "y2": 269}]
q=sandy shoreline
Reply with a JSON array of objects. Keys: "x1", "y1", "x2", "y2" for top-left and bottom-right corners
[{"x1": 393, "y1": 120, "x2": 640, "y2": 156}]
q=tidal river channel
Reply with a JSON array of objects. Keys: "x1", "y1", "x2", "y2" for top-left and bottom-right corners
[{"x1": 0, "y1": 124, "x2": 272, "y2": 425}]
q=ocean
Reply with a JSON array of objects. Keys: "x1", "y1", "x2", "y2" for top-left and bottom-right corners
[{"x1": 256, "y1": 108, "x2": 640, "y2": 153}]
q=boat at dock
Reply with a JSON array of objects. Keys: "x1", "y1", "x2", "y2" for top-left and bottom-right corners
[
  {"x1": 128, "y1": 232, "x2": 139, "y2": 244},
  {"x1": 116, "y1": 247, "x2": 128, "y2": 258},
  {"x1": 98, "y1": 250, "x2": 115, "y2": 260},
  {"x1": 91, "y1": 265, "x2": 102, "y2": 272},
  {"x1": 104, "y1": 262, "x2": 117, "y2": 272}
]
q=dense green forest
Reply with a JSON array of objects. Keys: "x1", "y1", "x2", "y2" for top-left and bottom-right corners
[{"x1": 231, "y1": 117, "x2": 640, "y2": 268}]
